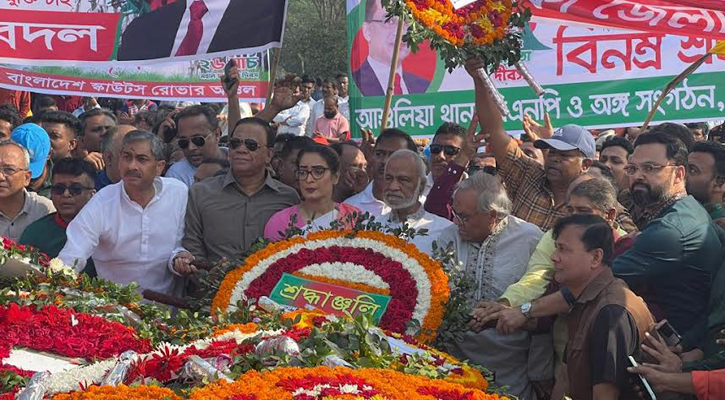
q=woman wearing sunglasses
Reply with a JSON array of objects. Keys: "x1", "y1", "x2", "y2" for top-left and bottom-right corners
[{"x1": 264, "y1": 145, "x2": 360, "y2": 241}]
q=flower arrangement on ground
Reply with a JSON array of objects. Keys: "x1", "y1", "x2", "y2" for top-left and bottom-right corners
[{"x1": 212, "y1": 230, "x2": 450, "y2": 343}]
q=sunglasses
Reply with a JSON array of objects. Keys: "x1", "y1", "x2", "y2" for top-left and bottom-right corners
[
  {"x1": 430, "y1": 144, "x2": 461, "y2": 156},
  {"x1": 178, "y1": 133, "x2": 212, "y2": 150},
  {"x1": 51, "y1": 183, "x2": 93, "y2": 196},
  {"x1": 229, "y1": 138, "x2": 261, "y2": 152}
]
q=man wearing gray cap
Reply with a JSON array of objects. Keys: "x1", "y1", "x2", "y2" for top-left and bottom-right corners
[{"x1": 465, "y1": 61, "x2": 595, "y2": 231}]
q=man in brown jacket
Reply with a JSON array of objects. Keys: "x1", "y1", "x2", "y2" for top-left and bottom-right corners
[{"x1": 550, "y1": 214, "x2": 654, "y2": 400}]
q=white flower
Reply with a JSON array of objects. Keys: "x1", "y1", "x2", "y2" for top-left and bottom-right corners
[{"x1": 48, "y1": 258, "x2": 78, "y2": 278}]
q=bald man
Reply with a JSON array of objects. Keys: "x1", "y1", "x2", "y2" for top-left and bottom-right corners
[{"x1": 96, "y1": 125, "x2": 135, "y2": 191}]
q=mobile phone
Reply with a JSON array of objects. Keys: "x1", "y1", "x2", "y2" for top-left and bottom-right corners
[
  {"x1": 223, "y1": 59, "x2": 236, "y2": 92},
  {"x1": 628, "y1": 356, "x2": 657, "y2": 400},
  {"x1": 656, "y1": 320, "x2": 682, "y2": 347}
]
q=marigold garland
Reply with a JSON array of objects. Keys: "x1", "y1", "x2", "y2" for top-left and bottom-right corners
[
  {"x1": 48, "y1": 384, "x2": 180, "y2": 400},
  {"x1": 187, "y1": 366, "x2": 509, "y2": 400},
  {"x1": 211, "y1": 230, "x2": 450, "y2": 343},
  {"x1": 212, "y1": 323, "x2": 259, "y2": 338},
  {"x1": 405, "y1": 0, "x2": 513, "y2": 47}
]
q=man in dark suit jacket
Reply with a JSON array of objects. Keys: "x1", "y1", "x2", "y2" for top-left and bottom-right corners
[
  {"x1": 352, "y1": 59, "x2": 430, "y2": 96},
  {"x1": 117, "y1": 0, "x2": 285, "y2": 61},
  {"x1": 351, "y1": 0, "x2": 431, "y2": 96}
]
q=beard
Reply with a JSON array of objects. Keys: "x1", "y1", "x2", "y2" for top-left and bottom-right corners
[{"x1": 630, "y1": 181, "x2": 668, "y2": 206}]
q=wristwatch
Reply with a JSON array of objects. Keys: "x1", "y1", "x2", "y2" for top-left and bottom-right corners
[{"x1": 520, "y1": 302, "x2": 533, "y2": 319}]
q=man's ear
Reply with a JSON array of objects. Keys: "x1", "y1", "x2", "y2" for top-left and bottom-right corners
[
  {"x1": 155, "y1": 160, "x2": 166, "y2": 176},
  {"x1": 581, "y1": 158, "x2": 593, "y2": 172}
]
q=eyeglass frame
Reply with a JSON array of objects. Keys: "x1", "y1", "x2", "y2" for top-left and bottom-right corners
[
  {"x1": 177, "y1": 132, "x2": 213, "y2": 150},
  {"x1": 429, "y1": 144, "x2": 461, "y2": 156},
  {"x1": 0, "y1": 166, "x2": 28, "y2": 177},
  {"x1": 295, "y1": 167, "x2": 330, "y2": 181},
  {"x1": 623, "y1": 162, "x2": 678, "y2": 176},
  {"x1": 50, "y1": 183, "x2": 94, "y2": 197},
  {"x1": 228, "y1": 137, "x2": 263, "y2": 152}
]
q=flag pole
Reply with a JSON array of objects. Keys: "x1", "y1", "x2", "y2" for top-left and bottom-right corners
[
  {"x1": 380, "y1": 18, "x2": 405, "y2": 132},
  {"x1": 642, "y1": 53, "x2": 711, "y2": 130},
  {"x1": 266, "y1": 47, "x2": 283, "y2": 105}
]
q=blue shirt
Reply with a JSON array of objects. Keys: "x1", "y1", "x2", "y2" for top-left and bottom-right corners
[{"x1": 95, "y1": 169, "x2": 113, "y2": 191}]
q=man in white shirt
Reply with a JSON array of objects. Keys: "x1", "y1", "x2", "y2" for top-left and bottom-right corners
[
  {"x1": 60, "y1": 131, "x2": 191, "y2": 296},
  {"x1": 300, "y1": 76, "x2": 317, "y2": 115},
  {"x1": 345, "y1": 129, "x2": 419, "y2": 218},
  {"x1": 435, "y1": 172, "x2": 547, "y2": 399},
  {"x1": 272, "y1": 100, "x2": 310, "y2": 136},
  {"x1": 381, "y1": 149, "x2": 451, "y2": 255},
  {"x1": 166, "y1": 105, "x2": 227, "y2": 187}
]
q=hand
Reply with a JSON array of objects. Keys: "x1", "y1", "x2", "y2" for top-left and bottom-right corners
[
  {"x1": 173, "y1": 251, "x2": 197, "y2": 275},
  {"x1": 360, "y1": 128, "x2": 376, "y2": 164},
  {"x1": 680, "y1": 349, "x2": 704, "y2": 363},
  {"x1": 269, "y1": 86, "x2": 303, "y2": 113},
  {"x1": 84, "y1": 152, "x2": 104, "y2": 170},
  {"x1": 464, "y1": 57, "x2": 486, "y2": 82},
  {"x1": 640, "y1": 331, "x2": 683, "y2": 373},
  {"x1": 627, "y1": 364, "x2": 671, "y2": 393},
  {"x1": 468, "y1": 301, "x2": 507, "y2": 332},
  {"x1": 457, "y1": 114, "x2": 489, "y2": 164},
  {"x1": 158, "y1": 109, "x2": 180, "y2": 141},
  {"x1": 717, "y1": 329, "x2": 725, "y2": 345},
  {"x1": 522, "y1": 112, "x2": 554, "y2": 141},
  {"x1": 494, "y1": 307, "x2": 528, "y2": 334},
  {"x1": 221, "y1": 65, "x2": 240, "y2": 97},
  {"x1": 345, "y1": 166, "x2": 369, "y2": 194}
]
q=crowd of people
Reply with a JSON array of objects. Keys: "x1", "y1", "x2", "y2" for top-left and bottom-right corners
[{"x1": 1, "y1": 58, "x2": 725, "y2": 400}]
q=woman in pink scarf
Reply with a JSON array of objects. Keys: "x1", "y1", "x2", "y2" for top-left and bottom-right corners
[{"x1": 264, "y1": 144, "x2": 360, "y2": 241}]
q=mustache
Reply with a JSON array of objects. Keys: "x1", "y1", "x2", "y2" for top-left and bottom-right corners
[{"x1": 124, "y1": 171, "x2": 142, "y2": 177}]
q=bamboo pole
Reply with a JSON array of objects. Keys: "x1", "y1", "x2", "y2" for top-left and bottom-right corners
[
  {"x1": 380, "y1": 18, "x2": 405, "y2": 132},
  {"x1": 266, "y1": 47, "x2": 283, "y2": 105}
]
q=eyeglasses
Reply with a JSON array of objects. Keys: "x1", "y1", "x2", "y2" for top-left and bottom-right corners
[
  {"x1": 229, "y1": 138, "x2": 261, "y2": 152},
  {"x1": 50, "y1": 183, "x2": 94, "y2": 196},
  {"x1": 429, "y1": 144, "x2": 461, "y2": 156},
  {"x1": 0, "y1": 166, "x2": 27, "y2": 177},
  {"x1": 178, "y1": 133, "x2": 212, "y2": 150},
  {"x1": 623, "y1": 163, "x2": 677, "y2": 176},
  {"x1": 451, "y1": 208, "x2": 469, "y2": 225},
  {"x1": 296, "y1": 167, "x2": 329, "y2": 181}
]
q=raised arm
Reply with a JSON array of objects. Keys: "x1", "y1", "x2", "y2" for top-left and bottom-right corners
[{"x1": 464, "y1": 58, "x2": 510, "y2": 163}]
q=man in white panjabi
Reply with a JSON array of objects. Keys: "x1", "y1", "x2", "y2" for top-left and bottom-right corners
[{"x1": 436, "y1": 172, "x2": 550, "y2": 399}]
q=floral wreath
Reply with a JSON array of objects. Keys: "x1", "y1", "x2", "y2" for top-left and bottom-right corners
[
  {"x1": 212, "y1": 230, "x2": 449, "y2": 343},
  {"x1": 186, "y1": 366, "x2": 509, "y2": 400},
  {"x1": 383, "y1": 0, "x2": 530, "y2": 71}
]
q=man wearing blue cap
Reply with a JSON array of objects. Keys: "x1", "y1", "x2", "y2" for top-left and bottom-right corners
[
  {"x1": 465, "y1": 59, "x2": 596, "y2": 232},
  {"x1": 0, "y1": 125, "x2": 54, "y2": 240},
  {"x1": 12, "y1": 122, "x2": 53, "y2": 198}
]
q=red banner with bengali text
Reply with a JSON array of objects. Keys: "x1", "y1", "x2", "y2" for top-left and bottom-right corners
[{"x1": 529, "y1": 0, "x2": 725, "y2": 40}]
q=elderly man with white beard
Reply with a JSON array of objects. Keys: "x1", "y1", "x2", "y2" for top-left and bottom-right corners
[{"x1": 380, "y1": 149, "x2": 452, "y2": 255}]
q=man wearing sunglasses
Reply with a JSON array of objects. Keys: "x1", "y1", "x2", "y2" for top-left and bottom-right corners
[
  {"x1": 20, "y1": 158, "x2": 97, "y2": 277},
  {"x1": 183, "y1": 117, "x2": 299, "y2": 264},
  {"x1": 166, "y1": 105, "x2": 226, "y2": 187}
]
